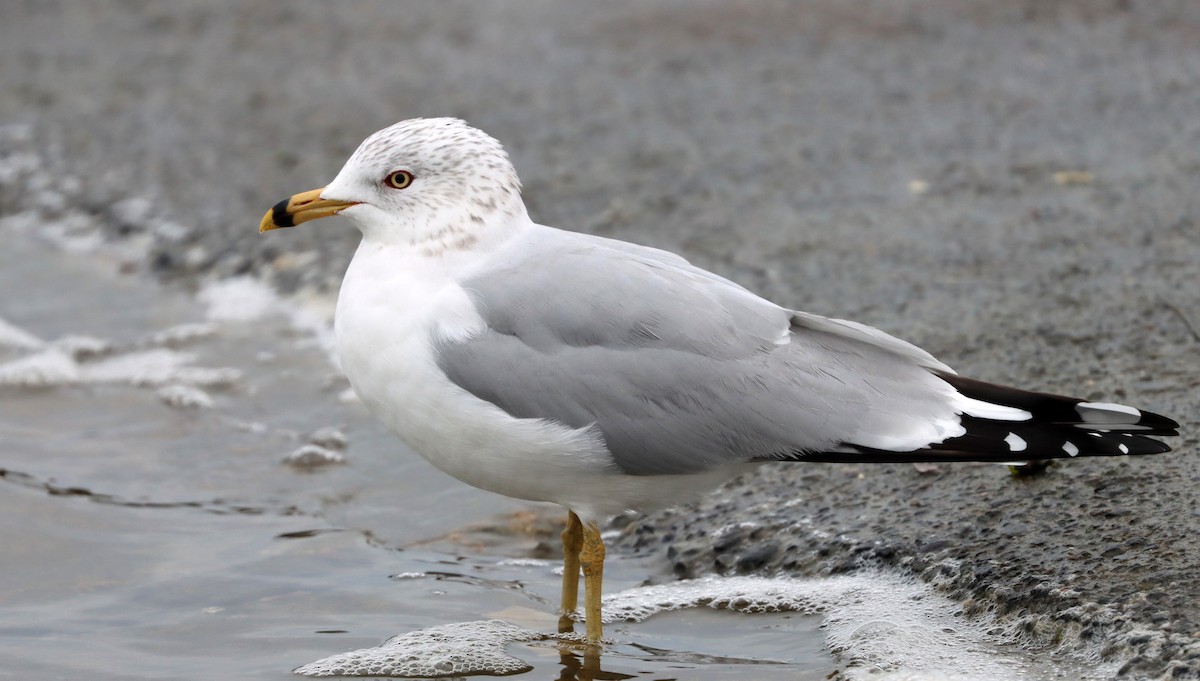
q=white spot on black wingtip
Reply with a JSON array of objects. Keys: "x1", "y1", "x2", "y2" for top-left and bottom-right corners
[
  {"x1": 1087, "y1": 432, "x2": 1102, "y2": 437},
  {"x1": 1004, "y1": 432, "x2": 1027, "y2": 452},
  {"x1": 1118, "y1": 443, "x2": 1129, "y2": 454},
  {"x1": 1076, "y1": 401, "x2": 1141, "y2": 424},
  {"x1": 1063, "y1": 441, "x2": 1080, "y2": 457}
]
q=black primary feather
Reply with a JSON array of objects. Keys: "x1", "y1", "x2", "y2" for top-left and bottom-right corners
[{"x1": 796, "y1": 371, "x2": 1179, "y2": 464}]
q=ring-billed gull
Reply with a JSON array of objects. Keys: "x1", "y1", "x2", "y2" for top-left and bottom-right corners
[{"x1": 260, "y1": 117, "x2": 1178, "y2": 645}]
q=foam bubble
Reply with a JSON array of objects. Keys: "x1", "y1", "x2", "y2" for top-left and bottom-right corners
[
  {"x1": 294, "y1": 620, "x2": 539, "y2": 677},
  {"x1": 157, "y1": 384, "x2": 214, "y2": 409},
  {"x1": 294, "y1": 571, "x2": 1111, "y2": 680},
  {"x1": 282, "y1": 444, "x2": 346, "y2": 468},
  {"x1": 602, "y1": 575, "x2": 826, "y2": 624}
]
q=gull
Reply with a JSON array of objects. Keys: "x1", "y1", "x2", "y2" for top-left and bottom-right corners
[{"x1": 260, "y1": 117, "x2": 1178, "y2": 645}]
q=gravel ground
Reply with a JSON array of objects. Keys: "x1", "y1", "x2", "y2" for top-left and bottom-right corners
[{"x1": 3, "y1": 1, "x2": 1198, "y2": 677}]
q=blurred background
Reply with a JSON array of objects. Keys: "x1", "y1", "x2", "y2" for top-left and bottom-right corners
[{"x1": 2, "y1": 2, "x2": 1198, "y2": 679}]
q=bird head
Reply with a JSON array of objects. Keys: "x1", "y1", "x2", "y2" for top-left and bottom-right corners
[{"x1": 260, "y1": 118, "x2": 526, "y2": 249}]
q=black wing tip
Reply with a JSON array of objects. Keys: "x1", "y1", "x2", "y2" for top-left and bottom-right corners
[
  {"x1": 936, "y1": 371, "x2": 1181, "y2": 434},
  {"x1": 784, "y1": 374, "x2": 1182, "y2": 466},
  {"x1": 1130, "y1": 409, "x2": 1180, "y2": 433},
  {"x1": 1138, "y1": 438, "x2": 1173, "y2": 455},
  {"x1": 789, "y1": 421, "x2": 1176, "y2": 464}
]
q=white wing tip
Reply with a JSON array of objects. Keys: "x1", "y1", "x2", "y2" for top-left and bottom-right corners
[{"x1": 1076, "y1": 401, "x2": 1141, "y2": 424}]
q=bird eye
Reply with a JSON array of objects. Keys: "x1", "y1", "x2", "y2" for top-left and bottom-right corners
[{"x1": 383, "y1": 170, "x2": 414, "y2": 189}]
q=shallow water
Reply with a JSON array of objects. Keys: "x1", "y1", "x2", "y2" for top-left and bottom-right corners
[{"x1": 0, "y1": 230, "x2": 838, "y2": 679}]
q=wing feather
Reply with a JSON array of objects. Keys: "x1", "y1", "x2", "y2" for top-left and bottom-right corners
[{"x1": 438, "y1": 231, "x2": 962, "y2": 474}]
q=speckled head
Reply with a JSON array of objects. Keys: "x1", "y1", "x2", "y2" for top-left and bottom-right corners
[{"x1": 261, "y1": 118, "x2": 528, "y2": 251}]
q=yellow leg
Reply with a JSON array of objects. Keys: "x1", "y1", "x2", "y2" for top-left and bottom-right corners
[
  {"x1": 558, "y1": 511, "x2": 583, "y2": 633},
  {"x1": 579, "y1": 521, "x2": 606, "y2": 644}
]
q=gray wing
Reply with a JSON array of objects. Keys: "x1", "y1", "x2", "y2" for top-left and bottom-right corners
[{"x1": 438, "y1": 233, "x2": 958, "y2": 475}]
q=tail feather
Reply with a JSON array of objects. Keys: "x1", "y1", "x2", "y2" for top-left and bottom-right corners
[{"x1": 800, "y1": 372, "x2": 1178, "y2": 464}]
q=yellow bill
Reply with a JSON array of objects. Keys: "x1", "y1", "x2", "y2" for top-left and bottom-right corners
[{"x1": 260, "y1": 187, "x2": 358, "y2": 232}]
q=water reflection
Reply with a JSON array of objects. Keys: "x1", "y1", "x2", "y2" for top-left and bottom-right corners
[
  {"x1": 553, "y1": 646, "x2": 634, "y2": 681},
  {"x1": 548, "y1": 628, "x2": 791, "y2": 681}
]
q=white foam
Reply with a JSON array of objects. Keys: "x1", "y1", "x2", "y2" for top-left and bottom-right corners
[
  {"x1": 52, "y1": 335, "x2": 113, "y2": 360},
  {"x1": 0, "y1": 344, "x2": 241, "y2": 390},
  {"x1": 199, "y1": 277, "x2": 343, "y2": 369},
  {"x1": 145, "y1": 323, "x2": 218, "y2": 347},
  {"x1": 80, "y1": 348, "x2": 195, "y2": 386},
  {"x1": 166, "y1": 365, "x2": 242, "y2": 388},
  {"x1": 494, "y1": 558, "x2": 553, "y2": 568},
  {"x1": 294, "y1": 620, "x2": 538, "y2": 677},
  {"x1": 0, "y1": 349, "x2": 80, "y2": 387},
  {"x1": 0, "y1": 315, "x2": 43, "y2": 350},
  {"x1": 296, "y1": 572, "x2": 1113, "y2": 679},
  {"x1": 198, "y1": 276, "x2": 282, "y2": 323},
  {"x1": 282, "y1": 444, "x2": 345, "y2": 468},
  {"x1": 157, "y1": 384, "x2": 214, "y2": 409},
  {"x1": 603, "y1": 573, "x2": 1100, "y2": 680},
  {"x1": 307, "y1": 426, "x2": 348, "y2": 450},
  {"x1": 40, "y1": 210, "x2": 104, "y2": 254}
]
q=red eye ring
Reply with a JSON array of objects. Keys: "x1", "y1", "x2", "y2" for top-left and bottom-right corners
[{"x1": 384, "y1": 170, "x2": 414, "y2": 189}]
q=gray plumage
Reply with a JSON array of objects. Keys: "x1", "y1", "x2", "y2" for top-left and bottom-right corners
[{"x1": 437, "y1": 231, "x2": 962, "y2": 475}]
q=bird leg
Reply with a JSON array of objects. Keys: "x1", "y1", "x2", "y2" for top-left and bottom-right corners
[
  {"x1": 558, "y1": 510, "x2": 584, "y2": 633},
  {"x1": 579, "y1": 521, "x2": 606, "y2": 644}
]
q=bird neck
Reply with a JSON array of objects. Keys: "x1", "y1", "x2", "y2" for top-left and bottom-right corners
[
  {"x1": 351, "y1": 193, "x2": 527, "y2": 255},
  {"x1": 361, "y1": 202, "x2": 533, "y2": 263}
]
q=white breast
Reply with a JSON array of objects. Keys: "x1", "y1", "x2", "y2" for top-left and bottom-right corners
[
  {"x1": 334, "y1": 241, "x2": 614, "y2": 505},
  {"x1": 335, "y1": 237, "x2": 755, "y2": 521}
]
